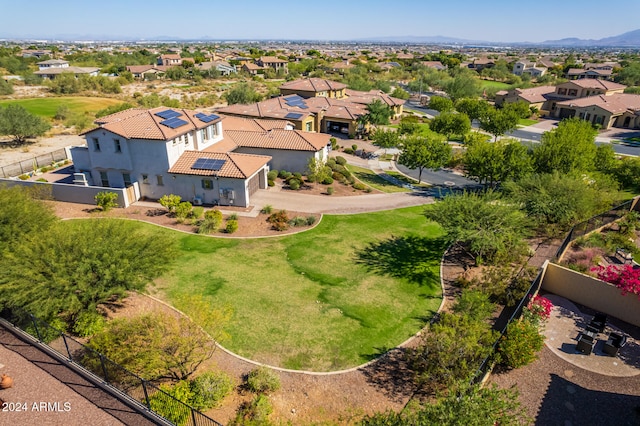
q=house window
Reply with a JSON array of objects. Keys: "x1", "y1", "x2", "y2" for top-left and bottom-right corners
[
  {"x1": 202, "y1": 179, "x2": 213, "y2": 190},
  {"x1": 185, "y1": 134, "x2": 190, "y2": 145},
  {"x1": 123, "y1": 173, "x2": 132, "y2": 186},
  {"x1": 200, "y1": 129, "x2": 206, "y2": 141},
  {"x1": 156, "y1": 175, "x2": 164, "y2": 186},
  {"x1": 568, "y1": 89, "x2": 577, "y2": 97},
  {"x1": 212, "y1": 124, "x2": 219, "y2": 137},
  {"x1": 99, "y1": 171, "x2": 109, "y2": 187},
  {"x1": 557, "y1": 88, "x2": 567, "y2": 95},
  {"x1": 93, "y1": 138, "x2": 101, "y2": 152},
  {"x1": 305, "y1": 122, "x2": 312, "y2": 132},
  {"x1": 141, "y1": 173, "x2": 149, "y2": 184},
  {"x1": 114, "y1": 139, "x2": 121, "y2": 153}
]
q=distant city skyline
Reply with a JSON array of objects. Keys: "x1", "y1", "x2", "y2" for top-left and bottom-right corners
[{"x1": 2, "y1": 0, "x2": 639, "y2": 43}]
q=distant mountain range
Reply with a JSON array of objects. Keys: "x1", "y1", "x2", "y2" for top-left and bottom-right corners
[
  {"x1": 2, "y1": 29, "x2": 640, "y2": 47},
  {"x1": 358, "y1": 29, "x2": 640, "y2": 47}
]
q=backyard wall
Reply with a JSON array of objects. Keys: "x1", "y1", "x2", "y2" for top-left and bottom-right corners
[
  {"x1": 0, "y1": 178, "x2": 129, "y2": 208},
  {"x1": 542, "y1": 262, "x2": 640, "y2": 327}
]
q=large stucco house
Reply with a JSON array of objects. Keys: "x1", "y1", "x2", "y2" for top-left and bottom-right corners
[
  {"x1": 218, "y1": 78, "x2": 405, "y2": 136},
  {"x1": 70, "y1": 108, "x2": 329, "y2": 207}
]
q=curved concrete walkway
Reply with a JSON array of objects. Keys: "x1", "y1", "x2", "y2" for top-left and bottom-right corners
[{"x1": 543, "y1": 294, "x2": 640, "y2": 377}]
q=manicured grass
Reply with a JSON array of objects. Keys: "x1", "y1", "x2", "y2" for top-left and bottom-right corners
[
  {"x1": 478, "y1": 80, "x2": 512, "y2": 91},
  {"x1": 518, "y1": 118, "x2": 538, "y2": 126},
  {"x1": 151, "y1": 206, "x2": 445, "y2": 371},
  {"x1": 346, "y1": 165, "x2": 410, "y2": 193},
  {"x1": 0, "y1": 97, "x2": 123, "y2": 119}
]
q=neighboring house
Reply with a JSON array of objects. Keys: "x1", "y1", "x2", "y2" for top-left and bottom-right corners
[
  {"x1": 329, "y1": 60, "x2": 355, "y2": 73},
  {"x1": 21, "y1": 49, "x2": 51, "y2": 58},
  {"x1": 468, "y1": 58, "x2": 495, "y2": 72},
  {"x1": 157, "y1": 54, "x2": 183, "y2": 67},
  {"x1": 34, "y1": 59, "x2": 99, "y2": 79},
  {"x1": 218, "y1": 79, "x2": 405, "y2": 136},
  {"x1": 494, "y1": 86, "x2": 557, "y2": 114},
  {"x1": 241, "y1": 63, "x2": 264, "y2": 75},
  {"x1": 279, "y1": 78, "x2": 347, "y2": 99},
  {"x1": 125, "y1": 65, "x2": 168, "y2": 79},
  {"x1": 566, "y1": 68, "x2": 613, "y2": 80},
  {"x1": 553, "y1": 93, "x2": 640, "y2": 130},
  {"x1": 70, "y1": 108, "x2": 329, "y2": 207},
  {"x1": 256, "y1": 56, "x2": 288, "y2": 74},
  {"x1": 421, "y1": 61, "x2": 446, "y2": 70},
  {"x1": 513, "y1": 61, "x2": 547, "y2": 77},
  {"x1": 553, "y1": 79, "x2": 625, "y2": 101},
  {"x1": 196, "y1": 60, "x2": 237, "y2": 75}
]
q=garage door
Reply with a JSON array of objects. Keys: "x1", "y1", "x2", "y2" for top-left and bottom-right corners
[{"x1": 247, "y1": 173, "x2": 261, "y2": 196}]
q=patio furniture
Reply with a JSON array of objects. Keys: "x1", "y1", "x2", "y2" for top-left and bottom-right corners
[
  {"x1": 590, "y1": 313, "x2": 607, "y2": 333},
  {"x1": 603, "y1": 332, "x2": 627, "y2": 357},
  {"x1": 576, "y1": 333, "x2": 595, "y2": 355},
  {"x1": 585, "y1": 324, "x2": 600, "y2": 335}
]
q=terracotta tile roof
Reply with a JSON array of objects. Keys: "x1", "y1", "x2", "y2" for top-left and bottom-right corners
[
  {"x1": 34, "y1": 66, "x2": 99, "y2": 75},
  {"x1": 344, "y1": 89, "x2": 406, "y2": 107},
  {"x1": 168, "y1": 151, "x2": 270, "y2": 179},
  {"x1": 242, "y1": 63, "x2": 264, "y2": 70},
  {"x1": 160, "y1": 54, "x2": 181, "y2": 60},
  {"x1": 126, "y1": 65, "x2": 157, "y2": 73},
  {"x1": 279, "y1": 78, "x2": 347, "y2": 93},
  {"x1": 567, "y1": 79, "x2": 625, "y2": 90},
  {"x1": 220, "y1": 115, "x2": 293, "y2": 132},
  {"x1": 556, "y1": 93, "x2": 640, "y2": 114},
  {"x1": 259, "y1": 56, "x2": 288, "y2": 64},
  {"x1": 83, "y1": 107, "x2": 222, "y2": 140},
  {"x1": 514, "y1": 86, "x2": 557, "y2": 103},
  {"x1": 225, "y1": 129, "x2": 330, "y2": 152}
]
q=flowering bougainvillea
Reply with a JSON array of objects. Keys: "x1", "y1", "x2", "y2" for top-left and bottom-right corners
[
  {"x1": 522, "y1": 295, "x2": 553, "y2": 327},
  {"x1": 591, "y1": 264, "x2": 640, "y2": 299}
]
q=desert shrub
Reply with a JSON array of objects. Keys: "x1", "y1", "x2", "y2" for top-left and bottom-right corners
[
  {"x1": 197, "y1": 209, "x2": 223, "y2": 234},
  {"x1": 260, "y1": 205, "x2": 273, "y2": 215},
  {"x1": 289, "y1": 179, "x2": 300, "y2": 190},
  {"x1": 191, "y1": 206, "x2": 204, "y2": 220},
  {"x1": 351, "y1": 144, "x2": 358, "y2": 151},
  {"x1": 335, "y1": 156, "x2": 347, "y2": 166},
  {"x1": 289, "y1": 216, "x2": 307, "y2": 227},
  {"x1": 293, "y1": 172, "x2": 302, "y2": 180},
  {"x1": 267, "y1": 170, "x2": 278, "y2": 181},
  {"x1": 278, "y1": 170, "x2": 292, "y2": 179},
  {"x1": 326, "y1": 159, "x2": 337, "y2": 169},
  {"x1": 268, "y1": 210, "x2": 289, "y2": 231},
  {"x1": 226, "y1": 220, "x2": 239, "y2": 234},
  {"x1": 227, "y1": 213, "x2": 238, "y2": 220},
  {"x1": 452, "y1": 289, "x2": 495, "y2": 321},
  {"x1": 95, "y1": 191, "x2": 118, "y2": 212},
  {"x1": 25, "y1": 316, "x2": 67, "y2": 344},
  {"x1": 306, "y1": 215, "x2": 317, "y2": 226},
  {"x1": 330, "y1": 137, "x2": 338, "y2": 150},
  {"x1": 246, "y1": 366, "x2": 281, "y2": 394},
  {"x1": 230, "y1": 394, "x2": 273, "y2": 426},
  {"x1": 174, "y1": 201, "x2": 193, "y2": 223},
  {"x1": 326, "y1": 186, "x2": 334, "y2": 195},
  {"x1": 353, "y1": 182, "x2": 366, "y2": 190},
  {"x1": 72, "y1": 311, "x2": 106, "y2": 337},
  {"x1": 498, "y1": 320, "x2": 545, "y2": 369},
  {"x1": 18, "y1": 174, "x2": 30, "y2": 180},
  {"x1": 268, "y1": 180, "x2": 275, "y2": 187},
  {"x1": 190, "y1": 371, "x2": 234, "y2": 410},
  {"x1": 332, "y1": 171, "x2": 344, "y2": 181},
  {"x1": 205, "y1": 209, "x2": 223, "y2": 222},
  {"x1": 343, "y1": 148, "x2": 354, "y2": 155},
  {"x1": 36, "y1": 178, "x2": 48, "y2": 182},
  {"x1": 159, "y1": 194, "x2": 181, "y2": 213},
  {"x1": 564, "y1": 247, "x2": 600, "y2": 272},
  {"x1": 364, "y1": 187, "x2": 372, "y2": 193},
  {"x1": 322, "y1": 176, "x2": 334, "y2": 185},
  {"x1": 347, "y1": 175, "x2": 356, "y2": 184}
]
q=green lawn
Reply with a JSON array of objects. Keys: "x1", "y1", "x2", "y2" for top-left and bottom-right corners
[
  {"x1": 346, "y1": 165, "x2": 411, "y2": 193},
  {"x1": 518, "y1": 118, "x2": 538, "y2": 126},
  {"x1": 478, "y1": 80, "x2": 512, "y2": 91},
  {"x1": 385, "y1": 171, "x2": 431, "y2": 189},
  {"x1": 151, "y1": 206, "x2": 445, "y2": 371},
  {"x1": 0, "y1": 97, "x2": 123, "y2": 119}
]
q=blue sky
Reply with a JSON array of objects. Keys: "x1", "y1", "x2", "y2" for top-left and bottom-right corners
[{"x1": 1, "y1": 0, "x2": 638, "y2": 42}]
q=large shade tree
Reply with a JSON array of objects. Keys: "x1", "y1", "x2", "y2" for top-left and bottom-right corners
[
  {"x1": 398, "y1": 134, "x2": 451, "y2": 183},
  {"x1": 0, "y1": 219, "x2": 178, "y2": 327},
  {"x1": 462, "y1": 137, "x2": 532, "y2": 188},
  {"x1": 0, "y1": 104, "x2": 51, "y2": 144},
  {"x1": 532, "y1": 117, "x2": 597, "y2": 174}
]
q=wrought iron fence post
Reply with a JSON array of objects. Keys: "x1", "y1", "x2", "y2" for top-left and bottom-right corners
[
  {"x1": 62, "y1": 334, "x2": 72, "y2": 360},
  {"x1": 191, "y1": 407, "x2": 197, "y2": 426},
  {"x1": 141, "y1": 379, "x2": 151, "y2": 409},
  {"x1": 100, "y1": 354, "x2": 109, "y2": 383},
  {"x1": 29, "y1": 314, "x2": 43, "y2": 341}
]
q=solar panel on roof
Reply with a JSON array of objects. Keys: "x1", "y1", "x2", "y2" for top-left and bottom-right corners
[
  {"x1": 195, "y1": 112, "x2": 220, "y2": 123},
  {"x1": 299, "y1": 105, "x2": 309, "y2": 109},
  {"x1": 192, "y1": 158, "x2": 226, "y2": 171},
  {"x1": 160, "y1": 117, "x2": 189, "y2": 129},
  {"x1": 284, "y1": 112, "x2": 303, "y2": 120},
  {"x1": 155, "y1": 109, "x2": 181, "y2": 119}
]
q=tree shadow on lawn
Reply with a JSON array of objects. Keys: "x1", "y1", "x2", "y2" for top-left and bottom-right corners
[{"x1": 354, "y1": 235, "x2": 447, "y2": 288}]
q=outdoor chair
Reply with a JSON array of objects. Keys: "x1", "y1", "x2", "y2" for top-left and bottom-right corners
[
  {"x1": 590, "y1": 313, "x2": 607, "y2": 333},
  {"x1": 576, "y1": 334, "x2": 595, "y2": 355},
  {"x1": 585, "y1": 324, "x2": 600, "y2": 335},
  {"x1": 603, "y1": 332, "x2": 627, "y2": 357}
]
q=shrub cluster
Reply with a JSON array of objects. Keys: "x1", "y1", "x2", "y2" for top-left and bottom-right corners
[
  {"x1": 197, "y1": 209, "x2": 223, "y2": 234},
  {"x1": 246, "y1": 366, "x2": 281, "y2": 394},
  {"x1": 267, "y1": 210, "x2": 290, "y2": 231}
]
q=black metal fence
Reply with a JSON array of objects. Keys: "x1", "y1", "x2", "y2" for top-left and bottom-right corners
[
  {"x1": 554, "y1": 199, "x2": 634, "y2": 260},
  {"x1": 0, "y1": 309, "x2": 223, "y2": 426},
  {"x1": 0, "y1": 148, "x2": 69, "y2": 178},
  {"x1": 470, "y1": 267, "x2": 544, "y2": 384}
]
